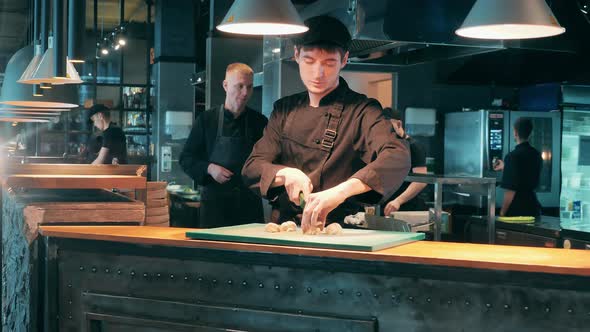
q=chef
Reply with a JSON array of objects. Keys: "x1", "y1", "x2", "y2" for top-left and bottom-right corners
[
  {"x1": 493, "y1": 117, "x2": 543, "y2": 217},
  {"x1": 89, "y1": 104, "x2": 127, "y2": 165},
  {"x1": 242, "y1": 16, "x2": 410, "y2": 233},
  {"x1": 180, "y1": 63, "x2": 268, "y2": 227}
]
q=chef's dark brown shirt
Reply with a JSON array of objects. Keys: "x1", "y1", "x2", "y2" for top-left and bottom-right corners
[{"x1": 242, "y1": 77, "x2": 410, "y2": 215}]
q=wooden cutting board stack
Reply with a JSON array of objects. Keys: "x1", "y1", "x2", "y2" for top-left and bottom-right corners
[{"x1": 137, "y1": 181, "x2": 170, "y2": 227}]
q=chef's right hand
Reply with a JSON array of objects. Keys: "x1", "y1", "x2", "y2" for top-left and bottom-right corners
[
  {"x1": 276, "y1": 167, "x2": 313, "y2": 206},
  {"x1": 493, "y1": 159, "x2": 504, "y2": 171},
  {"x1": 208, "y1": 163, "x2": 233, "y2": 184}
]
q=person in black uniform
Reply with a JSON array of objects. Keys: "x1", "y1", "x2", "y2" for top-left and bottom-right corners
[
  {"x1": 493, "y1": 117, "x2": 543, "y2": 217},
  {"x1": 382, "y1": 108, "x2": 428, "y2": 215},
  {"x1": 242, "y1": 16, "x2": 410, "y2": 233},
  {"x1": 180, "y1": 63, "x2": 268, "y2": 227},
  {"x1": 89, "y1": 104, "x2": 127, "y2": 164}
]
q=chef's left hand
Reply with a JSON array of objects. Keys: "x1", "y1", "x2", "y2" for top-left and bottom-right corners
[{"x1": 301, "y1": 188, "x2": 347, "y2": 234}]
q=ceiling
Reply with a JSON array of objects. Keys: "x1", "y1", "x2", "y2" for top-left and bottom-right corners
[{"x1": 0, "y1": 0, "x2": 29, "y2": 76}]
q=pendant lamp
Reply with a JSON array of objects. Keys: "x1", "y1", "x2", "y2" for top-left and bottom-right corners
[
  {"x1": 0, "y1": 111, "x2": 62, "y2": 116},
  {"x1": 217, "y1": 0, "x2": 308, "y2": 35},
  {"x1": 456, "y1": 0, "x2": 565, "y2": 39},
  {"x1": 19, "y1": 36, "x2": 83, "y2": 85},
  {"x1": 0, "y1": 118, "x2": 52, "y2": 123},
  {"x1": 0, "y1": 45, "x2": 79, "y2": 108}
]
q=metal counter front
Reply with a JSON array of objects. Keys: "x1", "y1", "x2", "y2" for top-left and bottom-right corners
[{"x1": 37, "y1": 226, "x2": 590, "y2": 332}]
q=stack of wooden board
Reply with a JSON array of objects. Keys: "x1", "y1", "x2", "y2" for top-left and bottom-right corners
[
  {"x1": 18, "y1": 189, "x2": 145, "y2": 243},
  {"x1": 138, "y1": 182, "x2": 170, "y2": 227}
]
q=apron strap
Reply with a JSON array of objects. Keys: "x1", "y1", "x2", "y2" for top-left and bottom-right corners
[
  {"x1": 320, "y1": 102, "x2": 344, "y2": 152},
  {"x1": 216, "y1": 104, "x2": 224, "y2": 139}
]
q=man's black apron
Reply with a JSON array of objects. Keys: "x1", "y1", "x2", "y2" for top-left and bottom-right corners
[{"x1": 199, "y1": 106, "x2": 263, "y2": 227}]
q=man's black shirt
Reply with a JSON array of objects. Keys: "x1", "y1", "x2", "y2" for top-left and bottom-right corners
[
  {"x1": 179, "y1": 107, "x2": 268, "y2": 186},
  {"x1": 501, "y1": 141, "x2": 542, "y2": 216},
  {"x1": 102, "y1": 125, "x2": 128, "y2": 164}
]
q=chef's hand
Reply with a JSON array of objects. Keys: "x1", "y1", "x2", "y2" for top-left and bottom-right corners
[
  {"x1": 384, "y1": 198, "x2": 402, "y2": 216},
  {"x1": 208, "y1": 163, "x2": 233, "y2": 184},
  {"x1": 493, "y1": 159, "x2": 504, "y2": 171},
  {"x1": 301, "y1": 187, "x2": 347, "y2": 234},
  {"x1": 276, "y1": 167, "x2": 313, "y2": 205}
]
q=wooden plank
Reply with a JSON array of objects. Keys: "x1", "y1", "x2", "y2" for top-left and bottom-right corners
[
  {"x1": 24, "y1": 207, "x2": 145, "y2": 224},
  {"x1": 38, "y1": 225, "x2": 590, "y2": 277},
  {"x1": 146, "y1": 206, "x2": 169, "y2": 217},
  {"x1": 147, "y1": 182, "x2": 168, "y2": 190},
  {"x1": 6, "y1": 175, "x2": 147, "y2": 189},
  {"x1": 3, "y1": 164, "x2": 147, "y2": 176},
  {"x1": 145, "y1": 214, "x2": 170, "y2": 224},
  {"x1": 146, "y1": 199, "x2": 168, "y2": 208},
  {"x1": 27, "y1": 202, "x2": 144, "y2": 211},
  {"x1": 147, "y1": 190, "x2": 167, "y2": 200}
]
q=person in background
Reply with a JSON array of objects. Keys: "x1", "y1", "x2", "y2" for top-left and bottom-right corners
[
  {"x1": 180, "y1": 63, "x2": 268, "y2": 228},
  {"x1": 89, "y1": 104, "x2": 127, "y2": 165},
  {"x1": 241, "y1": 16, "x2": 410, "y2": 233},
  {"x1": 493, "y1": 117, "x2": 542, "y2": 217},
  {"x1": 383, "y1": 108, "x2": 428, "y2": 215}
]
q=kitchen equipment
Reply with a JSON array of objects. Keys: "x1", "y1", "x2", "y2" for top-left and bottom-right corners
[
  {"x1": 560, "y1": 86, "x2": 590, "y2": 220},
  {"x1": 185, "y1": 223, "x2": 425, "y2": 252},
  {"x1": 444, "y1": 109, "x2": 561, "y2": 208},
  {"x1": 361, "y1": 215, "x2": 411, "y2": 232}
]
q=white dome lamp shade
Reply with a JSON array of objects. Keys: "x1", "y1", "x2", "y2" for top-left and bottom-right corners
[
  {"x1": 456, "y1": 0, "x2": 566, "y2": 39},
  {"x1": 19, "y1": 36, "x2": 83, "y2": 85},
  {"x1": 216, "y1": 0, "x2": 308, "y2": 35},
  {"x1": 0, "y1": 45, "x2": 79, "y2": 108}
]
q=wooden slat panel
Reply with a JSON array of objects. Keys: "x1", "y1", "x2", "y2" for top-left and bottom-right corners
[
  {"x1": 146, "y1": 206, "x2": 169, "y2": 217},
  {"x1": 147, "y1": 189, "x2": 167, "y2": 200},
  {"x1": 38, "y1": 225, "x2": 590, "y2": 277},
  {"x1": 24, "y1": 206, "x2": 145, "y2": 224},
  {"x1": 27, "y1": 202, "x2": 144, "y2": 211},
  {"x1": 146, "y1": 199, "x2": 168, "y2": 208},
  {"x1": 6, "y1": 175, "x2": 147, "y2": 189},
  {"x1": 147, "y1": 182, "x2": 168, "y2": 190},
  {"x1": 145, "y1": 215, "x2": 170, "y2": 224},
  {"x1": 40, "y1": 210, "x2": 145, "y2": 223}
]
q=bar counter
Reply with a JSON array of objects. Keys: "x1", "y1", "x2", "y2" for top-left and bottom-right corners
[
  {"x1": 40, "y1": 225, "x2": 590, "y2": 277},
  {"x1": 37, "y1": 225, "x2": 590, "y2": 331}
]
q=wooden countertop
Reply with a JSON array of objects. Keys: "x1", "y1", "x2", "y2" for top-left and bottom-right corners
[{"x1": 39, "y1": 225, "x2": 590, "y2": 277}]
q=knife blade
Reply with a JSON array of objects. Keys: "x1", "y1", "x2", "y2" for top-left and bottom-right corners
[{"x1": 363, "y1": 215, "x2": 412, "y2": 232}]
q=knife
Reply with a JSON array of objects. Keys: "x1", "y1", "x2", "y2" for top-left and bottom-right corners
[{"x1": 361, "y1": 215, "x2": 412, "y2": 232}]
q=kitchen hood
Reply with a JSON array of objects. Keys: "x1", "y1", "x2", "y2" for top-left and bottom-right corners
[{"x1": 292, "y1": 0, "x2": 590, "y2": 83}]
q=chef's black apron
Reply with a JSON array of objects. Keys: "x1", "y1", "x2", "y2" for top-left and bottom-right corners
[
  {"x1": 199, "y1": 106, "x2": 263, "y2": 227},
  {"x1": 276, "y1": 101, "x2": 365, "y2": 224}
]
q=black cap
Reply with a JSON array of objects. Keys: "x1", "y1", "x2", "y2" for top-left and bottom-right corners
[
  {"x1": 88, "y1": 104, "x2": 110, "y2": 118},
  {"x1": 382, "y1": 107, "x2": 403, "y2": 120},
  {"x1": 294, "y1": 15, "x2": 351, "y2": 51}
]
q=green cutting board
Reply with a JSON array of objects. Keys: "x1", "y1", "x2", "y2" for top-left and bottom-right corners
[{"x1": 185, "y1": 223, "x2": 425, "y2": 252}]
